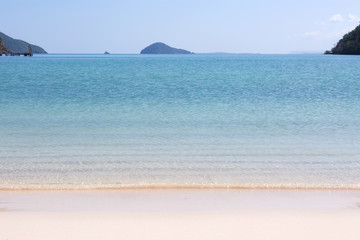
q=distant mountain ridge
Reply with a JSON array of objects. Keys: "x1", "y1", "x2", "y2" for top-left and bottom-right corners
[
  {"x1": 140, "y1": 42, "x2": 193, "y2": 54},
  {"x1": 0, "y1": 32, "x2": 47, "y2": 54},
  {"x1": 325, "y1": 24, "x2": 360, "y2": 55}
]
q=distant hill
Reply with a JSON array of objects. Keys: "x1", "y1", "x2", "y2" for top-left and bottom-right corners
[
  {"x1": 325, "y1": 24, "x2": 360, "y2": 55},
  {"x1": 0, "y1": 32, "x2": 47, "y2": 54},
  {"x1": 140, "y1": 42, "x2": 193, "y2": 54}
]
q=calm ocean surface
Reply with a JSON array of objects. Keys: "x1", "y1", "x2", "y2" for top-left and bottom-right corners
[{"x1": 1, "y1": 54, "x2": 360, "y2": 189}]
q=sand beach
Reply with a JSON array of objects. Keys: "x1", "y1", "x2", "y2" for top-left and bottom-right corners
[{"x1": 1, "y1": 189, "x2": 360, "y2": 240}]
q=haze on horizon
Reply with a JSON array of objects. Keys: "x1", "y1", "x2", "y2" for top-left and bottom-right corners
[{"x1": 1, "y1": 0, "x2": 359, "y2": 54}]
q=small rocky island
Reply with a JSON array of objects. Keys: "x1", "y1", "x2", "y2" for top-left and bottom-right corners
[
  {"x1": 140, "y1": 42, "x2": 193, "y2": 54},
  {"x1": 0, "y1": 31, "x2": 47, "y2": 54},
  {"x1": 325, "y1": 24, "x2": 360, "y2": 55},
  {"x1": 104, "y1": 51, "x2": 110, "y2": 54}
]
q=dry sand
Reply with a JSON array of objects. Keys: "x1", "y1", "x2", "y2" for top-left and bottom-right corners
[{"x1": 0, "y1": 190, "x2": 359, "y2": 240}]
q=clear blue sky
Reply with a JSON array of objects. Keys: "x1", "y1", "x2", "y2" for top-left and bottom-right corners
[{"x1": 1, "y1": 0, "x2": 359, "y2": 53}]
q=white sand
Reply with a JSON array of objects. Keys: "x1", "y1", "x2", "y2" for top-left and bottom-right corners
[{"x1": 1, "y1": 190, "x2": 360, "y2": 240}]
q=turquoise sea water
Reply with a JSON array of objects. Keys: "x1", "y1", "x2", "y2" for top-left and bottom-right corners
[{"x1": 1, "y1": 54, "x2": 360, "y2": 189}]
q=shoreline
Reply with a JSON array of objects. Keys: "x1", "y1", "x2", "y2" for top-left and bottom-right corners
[{"x1": 1, "y1": 184, "x2": 360, "y2": 191}]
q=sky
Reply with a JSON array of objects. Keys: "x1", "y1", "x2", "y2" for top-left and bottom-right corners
[{"x1": 1, "y1": 0, "x2": 359, "y2": 54}]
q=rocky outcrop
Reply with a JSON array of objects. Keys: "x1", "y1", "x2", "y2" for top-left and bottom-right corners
[
  {"x1": 0, "y1": 32, "x2": 47, "y2": 54},
  {"x1": 140, "y1": 42, "x2": 193, "y2": 54},
  {"x1": 0, "y1": 37, "x2": 11, "y2": 54},
  {"x1": 325, "y1": 24, "x2": 360, "y2": 55}
]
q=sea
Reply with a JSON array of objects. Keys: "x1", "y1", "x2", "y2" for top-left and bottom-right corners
[{"x1": 1, "y1": 54, "x2": 360, "y2": 189}]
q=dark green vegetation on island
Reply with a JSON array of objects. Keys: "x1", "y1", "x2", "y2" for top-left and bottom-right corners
[
  {"x1": 325, "y1": 24, "x2": 360, "y2": 55},
  {"x1": 140, "y1": 42, "x2": 193, "y2": 54},
  {"x1": 0, "y1": 32, "x2": 47, "y2": 54}
]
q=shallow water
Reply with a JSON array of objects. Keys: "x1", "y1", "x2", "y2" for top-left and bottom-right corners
[{"x1": 1, "y1": 54, "x2": 360, "y2": 189}]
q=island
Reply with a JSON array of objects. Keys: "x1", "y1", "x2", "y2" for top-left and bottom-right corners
[
  {"x1": 325, "y1": 24, "x2": 360, "y2": 55},
  {"x1": 0, "y1": 31, "x2": 47, "y2": 54},
  {"x1": 140, "y1": 42, "x2": 193, "y2": 54},
  {"x1": 104, "y1": 51, "x2": 110, "y2": 54}
]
